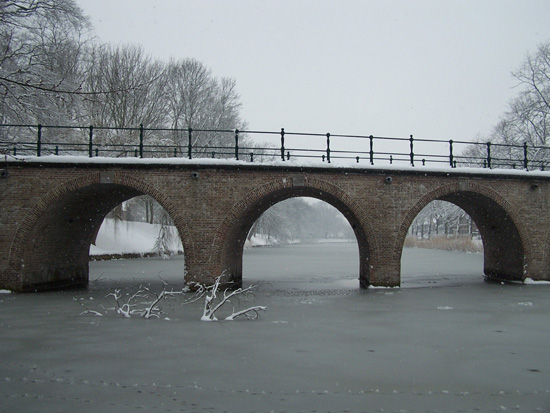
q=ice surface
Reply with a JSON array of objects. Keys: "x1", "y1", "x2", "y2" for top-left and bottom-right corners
[{"x1": 1, "y1": 244, "x2": 549, "y2": 412}]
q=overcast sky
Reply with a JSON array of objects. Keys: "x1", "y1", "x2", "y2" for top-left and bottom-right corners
[{"x1": 76, "y1": 0, "x2": 550, "y2": 143}]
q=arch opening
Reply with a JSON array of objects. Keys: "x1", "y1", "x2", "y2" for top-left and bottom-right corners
[
  {"x1": 89, "y1": 195, "x2": 184, "y2": 286},
  {"x1": 399, "y1": 190, "x2": 524, "y2": 286},
  {"x1": 243, "y1": 197, "x2": 359, "y2": 290},
  {"x1": 18, "y1": 184, "x2": 185, "y2": 292},
  {"x1": 220, "y1": 186, "x2": 371, "y2": 289},
  {"x1": 401, "y1": 200, "x2": 484, "y2": 286}
]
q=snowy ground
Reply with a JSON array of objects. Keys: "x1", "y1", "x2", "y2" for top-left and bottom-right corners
[
  {"x1": 90, "y1": 219, "x2": 182, "y2": 257},
  {"x1": 1, "y1": 244, "x2": 549, "y2": 412}
]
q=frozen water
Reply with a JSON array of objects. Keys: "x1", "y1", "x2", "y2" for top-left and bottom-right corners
[{"x1": 1, "y1": 243, "x2": 549, "y2": 412}]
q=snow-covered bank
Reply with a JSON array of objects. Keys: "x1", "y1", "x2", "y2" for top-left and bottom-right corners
[
  {"x1": 91, "y1": 220, "x2": 349, "y2": 256},
  {"x1": 89, "y1": 218, "x2": 182, "y2": 257}
]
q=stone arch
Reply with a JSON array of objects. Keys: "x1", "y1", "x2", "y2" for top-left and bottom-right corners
[
  {"x1": 210, "y1": 175, "x2": 377, "y2": 288},
  {"x1": 395, "y1": 181, "x2": 526, "y2": 283},
  {"x1": 8, "y1": 172, "x2": 189, "y2": 292}
]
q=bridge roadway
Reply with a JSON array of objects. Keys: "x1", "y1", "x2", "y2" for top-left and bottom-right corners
[{"x1": 1, "y1": 157, "x2": 550, "y2": 292}]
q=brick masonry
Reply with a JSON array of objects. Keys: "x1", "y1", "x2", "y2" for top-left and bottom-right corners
[{"x1": 1, "y1": 160, "x2": 549, "y2": 292}]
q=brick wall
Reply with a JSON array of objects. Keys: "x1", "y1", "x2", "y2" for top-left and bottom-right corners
[{"x1": 1, "y1": 160, "x2": 549, "y2": 292}]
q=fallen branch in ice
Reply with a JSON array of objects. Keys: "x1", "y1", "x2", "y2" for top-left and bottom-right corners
[
  {"x1": 104, "y1": 284, "x2": 185, "y2": 319},
  {"x1": 79, "y1": 274, "x2": 265, "y2": 321},
  {"x1": 79, "y1": 305, "x2": 104, "y2": 317},
  {"x1": 197, "y1": 275, "x2": 266, "y2": 322},
  {"x1": 224, "y1": 305, "x2": 267, "y2": 321}
]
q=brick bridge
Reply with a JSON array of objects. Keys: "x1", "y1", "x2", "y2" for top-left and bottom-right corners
[{"x1": 1, "y1": 158, "x2": 549, "y2": 292}]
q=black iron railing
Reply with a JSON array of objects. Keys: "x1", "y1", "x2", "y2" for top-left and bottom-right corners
[{"x1": 0, "y1": 123, "x2": 549, "y2": 171}]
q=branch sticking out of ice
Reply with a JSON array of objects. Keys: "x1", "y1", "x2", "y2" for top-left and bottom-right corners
[
  {"x1": 81, "y1": 283, "x2": 186, "y2": 319},
  {"x1": 225, "y1": 306, "x2": 267, "y2": 321},
  {"x1": 196, "y1": 274, "x2": 266, "y2": 322},
  {"x1": 79, "y1": 274, "x2": 265, "y2": 321}
]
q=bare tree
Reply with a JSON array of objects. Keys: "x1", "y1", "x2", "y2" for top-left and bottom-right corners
[
  {"x1": 511, "y1": 42, "x2": 550, "y2": 146},
  {"x1": 82, "y1": 44, "x2": 168, "y2": 155},
  {"x1": 0, "y1": 0, "x2": 92, "y2": 125},
  {"x1": 409, "y1": 200, "x2": 477, "y2": 240},
  {"x1": 164, "y1": 58, "x2": 246, "y2": 156},
  {"x1": 461, "y1": 41, "x2": 550, "y2": 169}
]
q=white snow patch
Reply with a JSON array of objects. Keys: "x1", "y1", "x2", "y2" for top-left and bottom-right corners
[
  {"x1": 244, "y1": 235, "x2": 273, "y2": 248},
  {"x1": 437, "y1": 306, "x2": 454, "y2": 310},
  {"x1": 0, "y1": 289, "x2": 12, "y2": 294},
  {"x1": 517, "y1": 302, "x2": 533, "y2": 306},
  {"x1": 90, "y1": 218, "x2": 181, "y2": 256},
  {"x1": 523, "y1": 278, "x2": 550, "y2": 285},
  {"x1": 368, "y1": 285, "x2": 400, "y2": 289}
]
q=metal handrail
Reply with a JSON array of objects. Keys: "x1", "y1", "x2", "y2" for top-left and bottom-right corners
[{"x1": 0, "y1": 123, "x2": 548, "y2": 171}]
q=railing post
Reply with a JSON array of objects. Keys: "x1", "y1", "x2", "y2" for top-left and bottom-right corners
[
  {"x1": 326, "y1": 133, "x2": 331, "y2": 163},
  {"x1": 486, "y1": 142, "x2": 492, "y2": 169},
  {"x1": 280, "y1": 128, "x2": 285, "y2": 161},
  {"x1": 409, "y1": 134, "x2": 414, "y2": 166},
  {"x1": 188, "y1": 128, "x2": 193, "y2": 159},
  {"x1": 449, "y1": 139, "x2": 454, "y2": 167},
  {"x1": 369, "y1": 135, "x2": 374, "y2": 165},
  {"x1": 523, "y1": 142, "x2": 528, "y2": 170},
  {"x1": 235, "y1": 129, "x2": 239, "y2": 160},
  {"x1": 89, "y1": 125, "x2": 94, "y2": 157},
  {"x1": 139, "y1": 123, "x2": 144, "y2": 158},
  {"x1": 37, "y1": 124, "x2": 42, "y2": 157}
]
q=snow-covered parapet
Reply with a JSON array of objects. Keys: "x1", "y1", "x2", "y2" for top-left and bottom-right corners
[{"x1": 5, "y1": 153, "x2": 550, "y2": 178}]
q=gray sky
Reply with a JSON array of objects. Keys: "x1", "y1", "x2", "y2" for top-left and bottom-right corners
[{"x1": 77, "y1": 0, "x2": 550, "y2": 143}]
